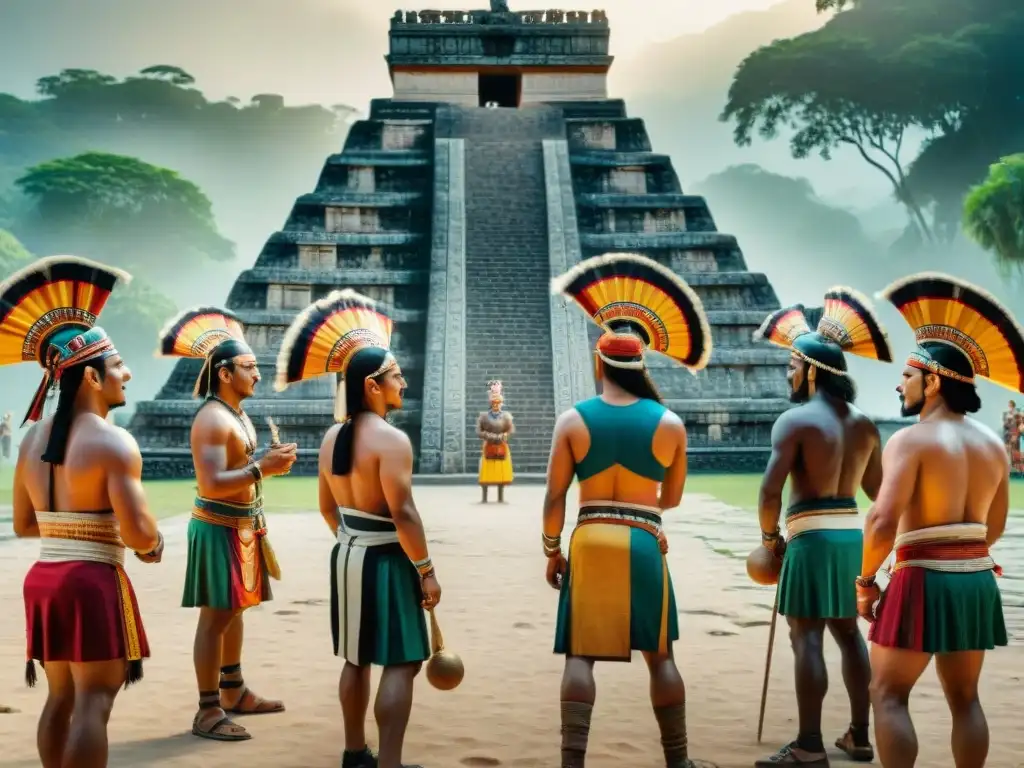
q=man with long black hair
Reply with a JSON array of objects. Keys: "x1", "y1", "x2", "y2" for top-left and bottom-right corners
[
  {"x1": 2, "y1": 256, "x2": 164, "y2": 768},
  {"x1": 859, "y1": 274, "x2": 1018, "y2": 768},
  {"x1": 158, "y1": 307, "x2": 296, "y2": 742},
  {"x1": 751, "y1": 289, "x2": 893, "y2": 767},
  {"x1": 275, "y1": 289, "x2": 439, "y2": 768},
  {"x1": 544, "y1": 253, "x2": 713, "y2": 768}
]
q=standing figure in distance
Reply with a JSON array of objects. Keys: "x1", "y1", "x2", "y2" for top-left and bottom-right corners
[
  {"x1": 0, "y1": 411, "x2": 12, "y2": 465},
  {"x1": 477, "y1": 379, "x2": 514, "y2": 503},
  {"x1": 276, "y1": 289, "x2": 439, "y2": 768},
  {"x1": 158, "y1": 307, "x2": 296, "y2": 742},
  {"x1": 859, "y1": 273, "x2": 1016, "y2": 768},
  {"x1": 751, "y1": 289, "x2": 893, "y2": 767},
  {"x1": 1000, "y1": 400, "x2": 1017, "y2": 472},
  {"x1": 3, "y1": 256, "x2": 164, "y2": 768},
  {"x1": 544, "y1": 253, "x2": 711, "y2": 768}
]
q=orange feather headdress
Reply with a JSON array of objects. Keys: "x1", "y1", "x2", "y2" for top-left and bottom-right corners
[
  {"x1": 157, "y1": 306, "x2": 251, "y2": 398},
  {"x1": 878, "y1": 272, "x2": 1024, "y2": 392},
  {"x1": 551, "y1": 252, "x2": 712, "y2": 373},
  {"x1": 274, "y1": 289, "x2": 396, "y2": 422},
  {"x1": 0, "y1": 255, "x2": 131, "y2": 425},
  {"x1": 754, "y1": 286, "x2": 893, "y2": 375}
]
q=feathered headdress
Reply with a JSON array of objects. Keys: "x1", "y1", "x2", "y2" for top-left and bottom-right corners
[
  {"x1": 274, "y1": 289, "x2": 396, "y2": 421},
  {"x1": 0, "y1": 255, "x2": 131, "y2": 425},
  {"x1": 488, "y1": 379, "x2": 504, "y2": 404},
  {"x1": 157, "y1": 306, "x2": 251, "y2": 398},
  {"x1": 754, "y1": 286, "x2": 893, "y2": 375},
  {"x1": 551, "y1": 252, "x2": 712, "y2": 372},
  {"x1": 878, "y1": 272, "x2": 1024, "y2": 392}
]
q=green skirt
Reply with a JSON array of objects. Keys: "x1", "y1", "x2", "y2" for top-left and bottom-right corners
[
  {"x1": 181, "y1": 498, "x2": 272, "y2": 611},
  {"x1": 777, "y1": 529, "x2": 862, "y2": 620},
  {"x1": 554, "y1": 510, "x2": 678, "y2": 661},
  {"x1": 330, "y1": 510, "x2": 430, "y2": 667},
  {"x1": 870, "y1": 567, "x2": 1008, "y2": 653}
]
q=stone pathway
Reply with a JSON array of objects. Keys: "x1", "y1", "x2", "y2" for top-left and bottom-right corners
[{"x1": 669, "y1": 494, "x2": 1024, "y2": 644}]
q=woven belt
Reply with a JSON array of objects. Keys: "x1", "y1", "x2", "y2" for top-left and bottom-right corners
[
  {"x1": 191, "y1": 506, "x2": 267, "y2": 532},
  {"x1": 576, "y1": 506, "x2": 661, "y2": 537},
  {"x1": 893, "y1": 539, "x2": 998, "y2": 574},
  {"x1": 36, "y1": 511, "x2": 126, "y2": 566}
]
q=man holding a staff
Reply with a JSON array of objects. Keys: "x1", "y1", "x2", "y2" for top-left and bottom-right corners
[{"x1": 750, "y1": 289, "x2": 892, "y2": 766}]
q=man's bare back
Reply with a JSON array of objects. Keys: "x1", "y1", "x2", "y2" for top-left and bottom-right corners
[
  {"x1": 887, "y1": 417, "x2": 1006, "y2": 535},
  {"x1": 784, "y1": 397, "x2": 882, "y2": 505},
  {"x1": 17, "y1": 415, "x2": 159, "y2": 553},
  {"x1": 319, "y1": 413, "x2": 410, "y2": 518}
]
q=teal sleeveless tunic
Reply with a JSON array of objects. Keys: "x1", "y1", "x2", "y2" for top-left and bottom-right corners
[
  {"x1": 573, "y1": 397, "x2": 668, "y2": 482},
  {"x1": 554, "y1": 396, "x2": 679, "y2": 660}
]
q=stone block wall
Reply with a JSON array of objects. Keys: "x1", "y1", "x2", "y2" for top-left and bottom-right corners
[
  {"x1": 566, "y1": 101, "x2": 792, "y2": 471},
  {"x1": 131, "y1": 111, "x2": 440, "y2": 477}
]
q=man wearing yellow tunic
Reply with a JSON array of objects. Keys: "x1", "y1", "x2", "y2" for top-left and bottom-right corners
[
  {"x1": 2, "y1": 256, "x2": 164, "y2": 767},
  {"x1": 858, "y1": 273, "x2": 1016, "y2": 767},
  {"x1": 543, "y1": 253, "x2": 713, "y2": 768},
  {"x1": 477, "y1": 379, "x2": 514, "y2": 503}
]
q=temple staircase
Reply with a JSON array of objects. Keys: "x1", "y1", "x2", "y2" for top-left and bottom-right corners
[{"x1": 450, "y1": 106, "x2": 564, "y2": 473}]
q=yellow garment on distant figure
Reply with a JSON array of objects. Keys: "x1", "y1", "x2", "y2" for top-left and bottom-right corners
[{"x1": 479, "y1": 449, "x2": 513, "y2": 485}]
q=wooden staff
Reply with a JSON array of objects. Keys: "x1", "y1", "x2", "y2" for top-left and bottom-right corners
[{"x1": 757, "y1": 584, "x2": 781, "y2": 743}]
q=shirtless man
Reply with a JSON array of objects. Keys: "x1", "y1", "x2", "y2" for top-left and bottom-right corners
[
  {"x1": 751, "y1": 290, "x2": 893, "y2": 767},
  {"x1": 275, "y1": 289, "x2": 439, "y2": 768},
  {"x1": 858, "y1": 273, "x2": 1015, "y2": 768},
  {"x1": 545, "y1": 253, "x2": 713, "y2": 768},
  {"x1": 157, "y1": 307, "x2": 296, "y2": 741},
  {"x1": 3, "y1": 256, "x2": 163, "y2": 768}
]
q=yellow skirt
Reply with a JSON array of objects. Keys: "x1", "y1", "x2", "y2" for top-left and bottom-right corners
[{"x1": 478, "y1": 450, "x2": 513, "y2": 485}]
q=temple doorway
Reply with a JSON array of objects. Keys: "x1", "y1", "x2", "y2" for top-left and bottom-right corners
[{"x1": 478, "y1": 73, "x2": 520, "y2": 108}]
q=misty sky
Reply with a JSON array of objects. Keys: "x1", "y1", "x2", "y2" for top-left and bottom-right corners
[{"x1": 0, "y1": 0, "x2": 788, "y2": 108}]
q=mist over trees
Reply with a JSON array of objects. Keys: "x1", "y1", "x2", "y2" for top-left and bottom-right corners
[
  {"x1": 722, "y1": 0, "x2": 1024, "y2": 249},
  {"x1": 0, "y1": 66, "x2": 355, "y2": 298}
]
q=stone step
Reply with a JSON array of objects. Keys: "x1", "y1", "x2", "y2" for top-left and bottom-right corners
[{"x1": 460, "y1": 114, "x2": 561, "y2": 469}]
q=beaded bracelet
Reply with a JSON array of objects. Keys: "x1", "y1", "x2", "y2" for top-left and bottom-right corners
[
  {"x1": 413, "y1": 557, "x2": 433, "y2": 577},
  {"x1": 760, "y1": 528, "x2": 781, "y2": 543},
  {"x1": 542, "y1": 533, "x2": 561, "y2": 557}
]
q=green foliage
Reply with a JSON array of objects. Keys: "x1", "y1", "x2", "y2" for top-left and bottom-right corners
[
  {"x1": 138, "y1": 65, "x2": 196, "y2": 86},
  {"x1": 721, "y1": 0, "x2": 1024, "y2": 248},
  {"x1": 963, "y1": 153, "x2": 1024, "y2": 269},
  {"x1": 14, "y1": 151, "x2": 233, "y2": 277},
  {"x1": 0, "y1": 66, "x2": 353, "y2": 297}
]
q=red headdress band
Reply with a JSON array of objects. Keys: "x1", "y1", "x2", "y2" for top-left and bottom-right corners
[{"x1": 597, "y1": 333, "x2": 644, "y2": 360}]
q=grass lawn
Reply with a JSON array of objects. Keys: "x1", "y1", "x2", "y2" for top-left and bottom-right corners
[{"x1": 3, "y1": 465, "x2": 1024, "y2": 518}]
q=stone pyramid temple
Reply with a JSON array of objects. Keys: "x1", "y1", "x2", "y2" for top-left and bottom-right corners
[{"x1": 129, "y1": 6, "x2": 791, "y2": 478}]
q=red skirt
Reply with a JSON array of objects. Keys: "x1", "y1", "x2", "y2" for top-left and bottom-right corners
[{"x1": 24, "y1": 560, "x2": 149, "y2": 663}]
